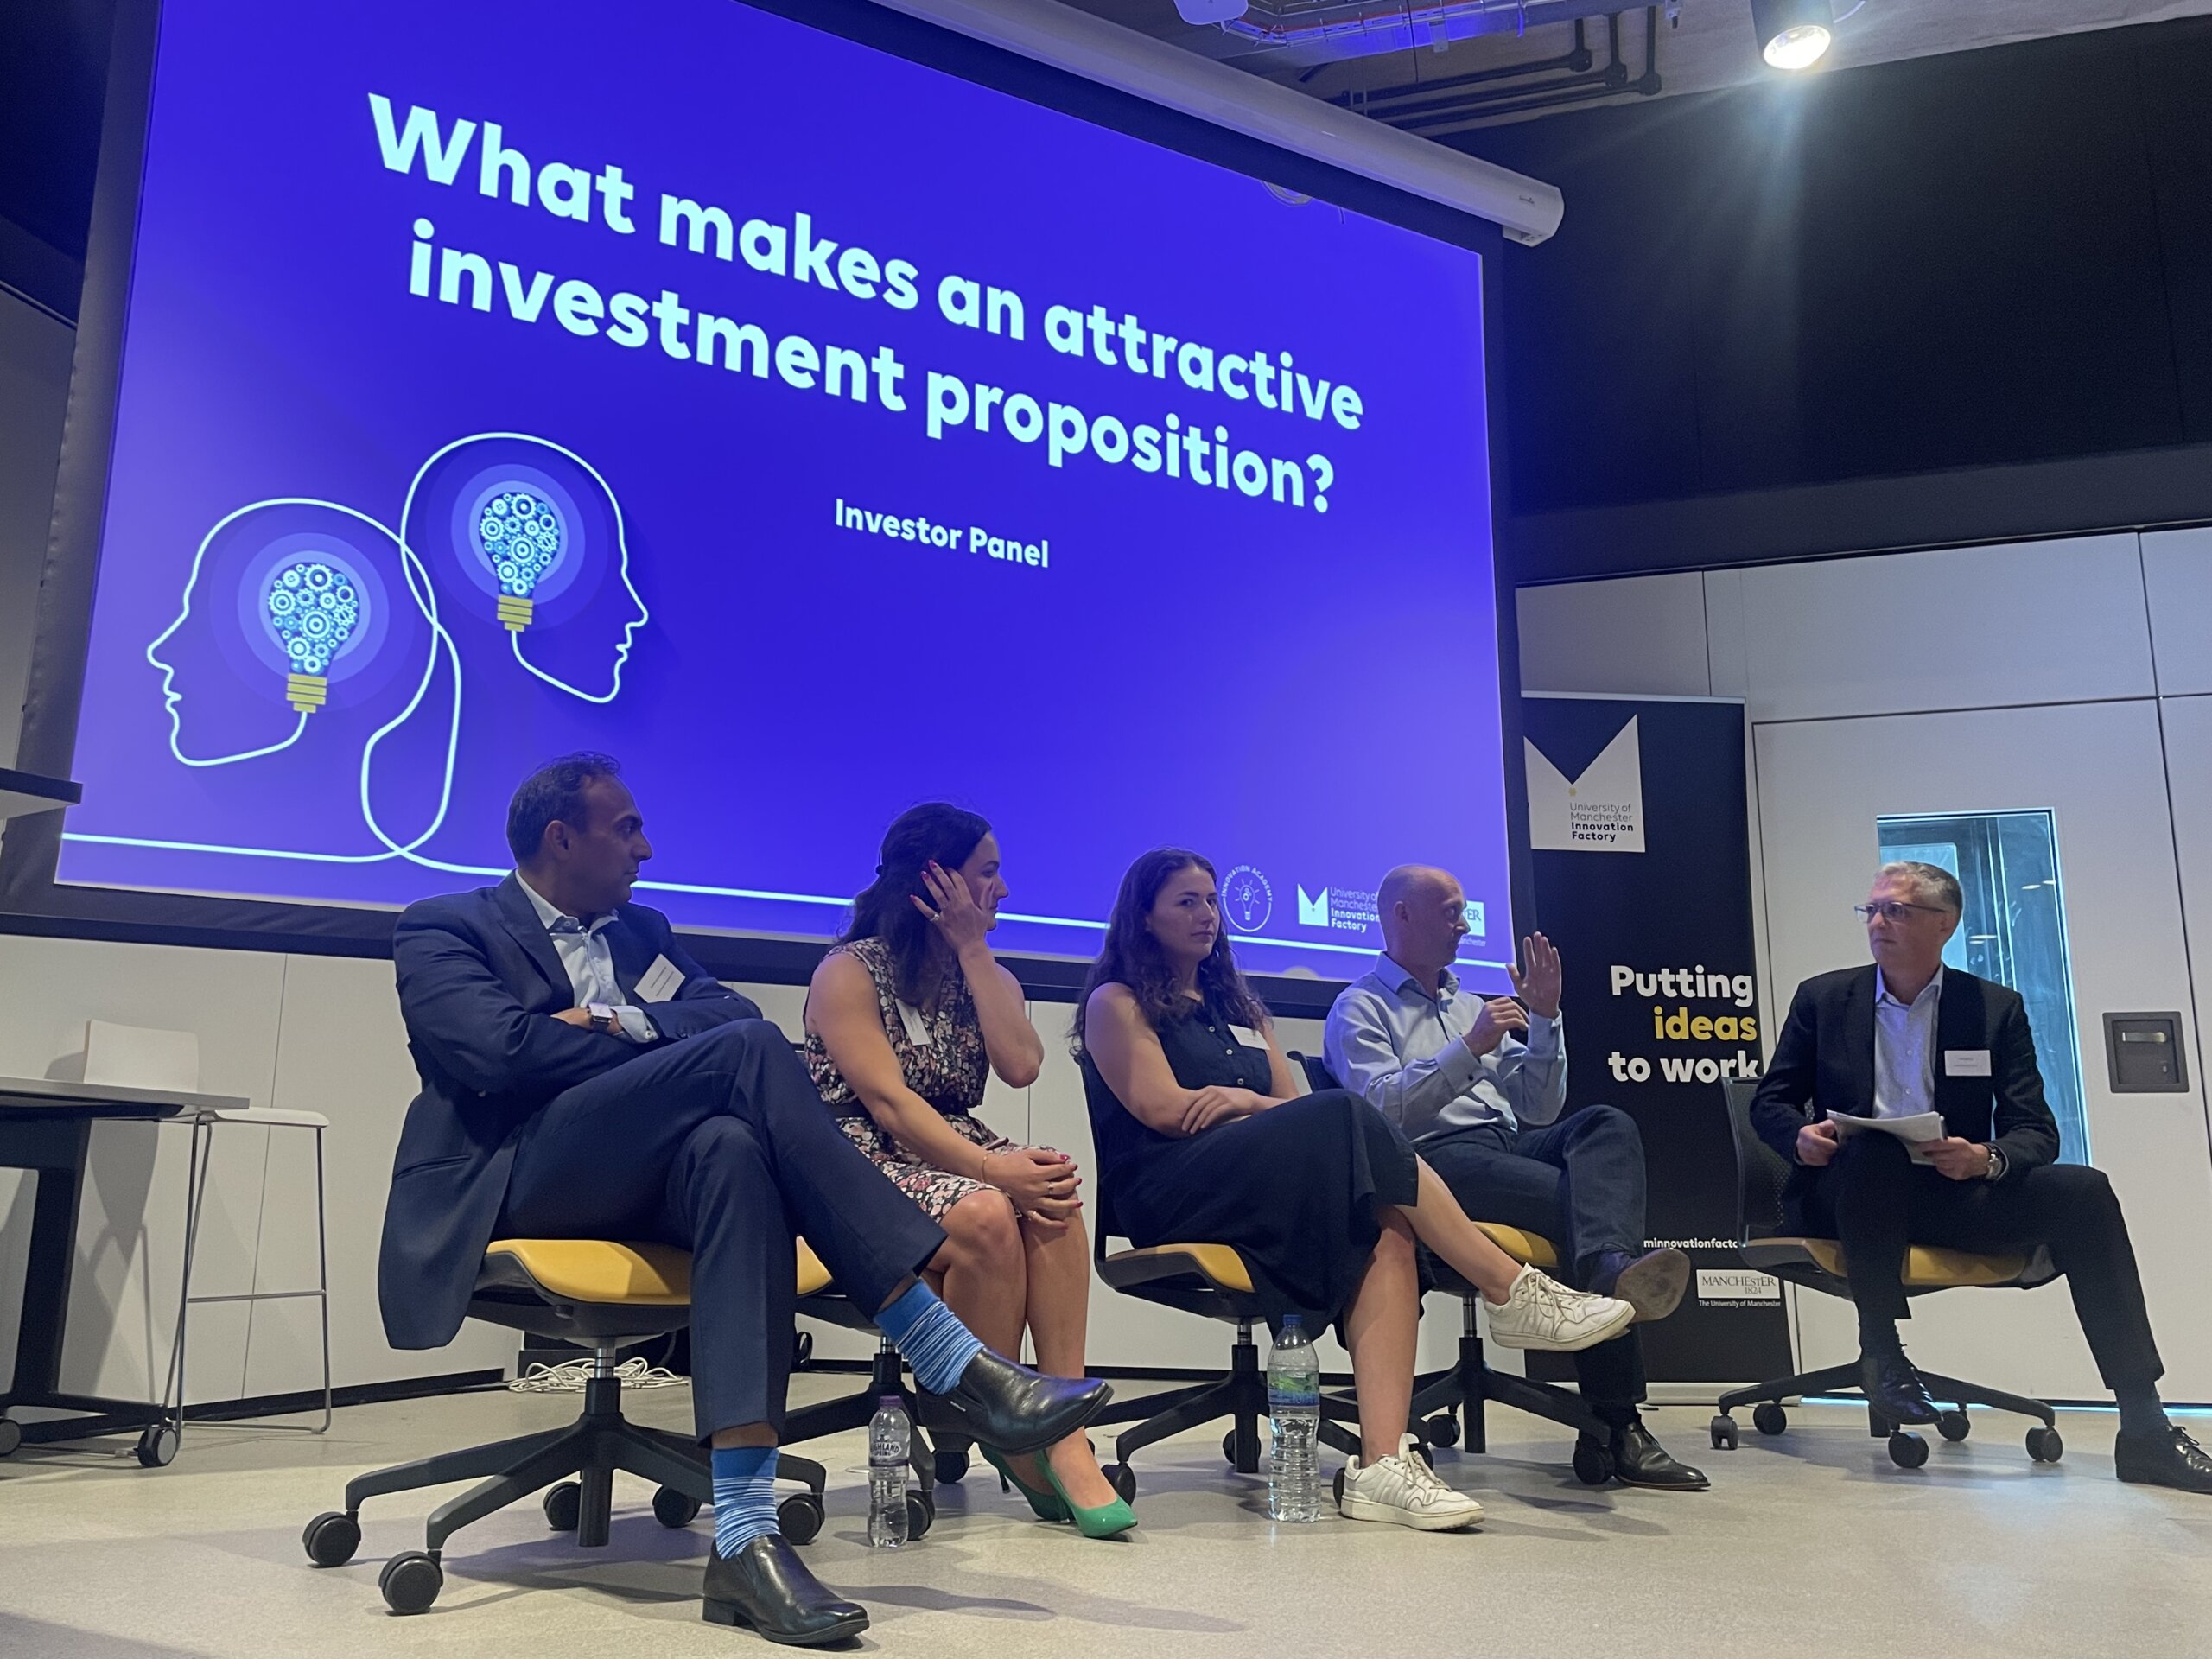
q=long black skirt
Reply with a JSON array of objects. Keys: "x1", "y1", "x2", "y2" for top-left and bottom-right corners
[{"x1": 1107, "y1": 1090, "x2": 1422, "y2": 1338}]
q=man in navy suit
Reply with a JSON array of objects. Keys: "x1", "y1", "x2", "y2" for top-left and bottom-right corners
[
  {"x1": 1752, "y1": 861, "x2": 2210, "y2": 1494},
  {"x1": 379, "y1": 753, "x2": 1108, "y2": 1641}
]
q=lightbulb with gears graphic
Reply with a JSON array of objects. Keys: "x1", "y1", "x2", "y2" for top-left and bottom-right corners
[
  {"x1": 474, "y1": 487, "x2": 565, "y2": 632},
  {"x1": 264, "y1": 558, "x2": 362, "y2": 713}
]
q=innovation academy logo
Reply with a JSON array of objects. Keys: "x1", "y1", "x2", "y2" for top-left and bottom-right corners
[{"x1": 1221, "y1": 863, "x2": 1273, "y2": 932}]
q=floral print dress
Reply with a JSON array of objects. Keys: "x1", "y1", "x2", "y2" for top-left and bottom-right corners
[{"x1": 805, "y1": 937, "x2": 1039, "y2": 1222}]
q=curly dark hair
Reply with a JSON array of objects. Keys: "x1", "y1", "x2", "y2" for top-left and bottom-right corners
[
  {"x1": 836, "y1": 803, "x2": 994, "y2": 1006},
  {"x1": 1071, "y1": 847, "x2": 1268, "y2": 1052}
]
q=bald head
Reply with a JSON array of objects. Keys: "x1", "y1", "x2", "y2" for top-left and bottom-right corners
[{"x1": 1379, "y1": 864, "x2": 1468, "y2": 986}]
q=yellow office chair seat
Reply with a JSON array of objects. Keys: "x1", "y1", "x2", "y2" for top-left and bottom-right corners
[
  {"x1": 795, "y1": 1239, "x2": 832, "y2": 1298},
  {"x1": 1745, "y1": 1236, "x2": 2031, "y2": 1288},
  {"x1": 478, "y1": 1238, "x2": 692, "y2": 1305},
  {"x1": 1099, "y1": 1242, "x2": 1255, "y2": 1295},
  {"x1": 1471, "y1": 1222, "x2": 1559, "y2": 1269}
]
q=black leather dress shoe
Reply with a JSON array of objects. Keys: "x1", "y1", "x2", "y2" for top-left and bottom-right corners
[
  {"x1": 922, "y1": 1350, "x2": 1111, "y2": 1456},
  {"x1": 2116, "y1": 1426, "x2": 2212, "y2": 1494},
  {"x1": 1589, "y1": 1421, "x2": 1711, "y2": 1491},
  {"x1": 702, "y1": 1535, "x2": 868, "y2": 1646},
  {"x1": 1586, "y1": 1249, "x2": 1691, "y2": 1323},
  {"x1": 1859, "y1": 1351, "x2": 1941, "y2": 1425}
]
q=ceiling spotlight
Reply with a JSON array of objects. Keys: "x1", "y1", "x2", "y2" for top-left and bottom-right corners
[{"x1": 1751, "y1": 0, "x2": 1834, "y2": 69}]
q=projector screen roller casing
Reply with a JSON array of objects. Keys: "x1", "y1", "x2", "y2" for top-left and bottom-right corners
[{"x1": 9, "y1": 0, "x2": 1531, "y2": 1007}]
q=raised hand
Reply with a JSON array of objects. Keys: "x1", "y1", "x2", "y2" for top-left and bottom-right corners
[{"x1": 1509, "y1": 931, "x2": 1563, "y2": 1019}]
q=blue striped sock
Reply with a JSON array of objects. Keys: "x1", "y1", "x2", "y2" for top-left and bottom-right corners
[
  {"x1": 876, "y1": 1281, "x2": 985, "y2": 1395},
  {"x1": 711, "y1": 1445, "x2": 779, "y2": 1558}
]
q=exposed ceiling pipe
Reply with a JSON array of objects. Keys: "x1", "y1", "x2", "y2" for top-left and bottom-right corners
[
  {"x1": 865, "y1": 0, "x2": 1565, "y2": 241},
  {"x1": 1212, "y1": 0, "x2": 1659, "y2": 66}
]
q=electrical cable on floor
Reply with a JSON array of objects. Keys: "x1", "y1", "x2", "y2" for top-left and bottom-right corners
[{"x1": 507, "y1": 1357, "x2": 690, "y2": 1393}]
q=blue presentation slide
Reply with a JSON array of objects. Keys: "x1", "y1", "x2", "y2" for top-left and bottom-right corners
[{"x1": 60, "y1": 0, "x2": 1514, "y2": 981}]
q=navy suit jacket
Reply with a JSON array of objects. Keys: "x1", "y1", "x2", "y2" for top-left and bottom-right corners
[
  {"x1": 1748, "y1": 964, "x2": 2062, "y2": 1207},
  {"x1": 378, "y1": 874, "x2": 759, "y2": 1349}
]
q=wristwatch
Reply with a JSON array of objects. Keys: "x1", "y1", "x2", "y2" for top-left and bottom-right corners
[
  {"x1": 587, "y1": 1002, "x2": 619, "y2": 1036},
  {"x1": 1983, "y1": 1144, "x2": 2007, "y2": 1182}
]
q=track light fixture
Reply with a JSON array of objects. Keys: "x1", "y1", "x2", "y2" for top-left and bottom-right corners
[{"x1": 1750, "y1": 0, "x2": 1834, "y2": 70}]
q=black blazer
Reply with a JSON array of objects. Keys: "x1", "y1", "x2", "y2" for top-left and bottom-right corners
[
  {"x1": 377, "y1": 874, "x2": 758, "y2": 1350},
  {"x1": 1749, "y1": 964, "x2": 2062, "y2": 1204}
]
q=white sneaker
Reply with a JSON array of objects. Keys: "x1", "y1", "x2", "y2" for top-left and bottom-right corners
[
  {"x1": 1484, "y1": 1264, "x2": 1637, "y2": 1352},
  {"x1": 1338, "y1": 1435, "x2": 1484, "y2": 1531}
]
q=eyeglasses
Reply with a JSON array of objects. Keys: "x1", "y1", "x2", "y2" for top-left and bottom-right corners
[{"x1": 1853, "y1": 900, "x2": 1948, "y2": 923}]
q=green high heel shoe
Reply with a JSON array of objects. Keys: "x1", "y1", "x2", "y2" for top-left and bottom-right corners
[
  {"x1": 979, "y1": 1444, "x2": 1071, "y2": 1523},
  {"x1": 1039, "y1": 1451, "x2": 1138, "y2": 1540}
]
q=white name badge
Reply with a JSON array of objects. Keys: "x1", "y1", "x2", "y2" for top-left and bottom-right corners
[
  {"x1": 1944, "y1": 1049, "x2": 1993, "y2": 1077},
  {"x1": 1229, "y1": 1025, "x2": 1263, "y2": 1048},
  {"x1": 896, "y1": 1000, "x2": 934, "y2": 1047},
  {"x1": 636, "y1": 955, "x2": 685, "y2": 1003}
]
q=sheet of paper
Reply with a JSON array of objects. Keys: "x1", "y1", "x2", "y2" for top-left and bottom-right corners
[{"x1": 1825, "y1": 1110, "x2": 1945, "y2": 1164}]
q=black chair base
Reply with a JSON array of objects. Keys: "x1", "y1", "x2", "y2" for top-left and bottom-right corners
[
  {"x1": 1408, "y1": 1323, "x2": 1607, "y2": 1454},
  {"x1": 308, "y1": 1367, "x2": 826, "y2": 1591},
  {"x1": 1713, "y1": 1359, "x2": 2059, "y2": 1467},
  {"x1": 1090, "y1": 1321, "x2": 1358, "y2": 1481}
]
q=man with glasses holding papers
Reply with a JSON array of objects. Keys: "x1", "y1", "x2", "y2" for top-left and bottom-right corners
[{"x1": 1752, "y1": 861, "x2": 2211, "y2": 1493}]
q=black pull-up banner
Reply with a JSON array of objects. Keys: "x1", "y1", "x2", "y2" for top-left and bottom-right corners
[{"x1": 1522, "y1": 694, "x2": 1792, "y2": 1389}]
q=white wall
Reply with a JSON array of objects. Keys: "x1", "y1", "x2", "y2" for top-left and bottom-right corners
[{"x1": 1518, "y1": 532, "x2": 2212, "y2": 1401}]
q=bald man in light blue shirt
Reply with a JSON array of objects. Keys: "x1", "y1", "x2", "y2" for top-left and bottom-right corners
[{"x1": 1326, "y1": 863, "x2": 1705, "y2": 1491}]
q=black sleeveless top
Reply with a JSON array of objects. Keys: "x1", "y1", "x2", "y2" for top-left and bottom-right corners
[{"x1": 1080, "y1": 990, "x2": 1272, "y2": 1184}]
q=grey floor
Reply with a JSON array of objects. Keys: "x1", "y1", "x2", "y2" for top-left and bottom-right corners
[{"x1": 3, "y1": 1373, "x2": 2208, "y2": 1659}]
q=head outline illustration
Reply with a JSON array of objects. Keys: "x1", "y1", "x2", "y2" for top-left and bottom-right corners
[
  {"x1": 148, "y1": 499, "x2": 417, "y2": 766},
  {"x1": 143, "y1": 495, "x2": 465, "y2": 868},
  {"x1": 401, "y1": 431, "x2": 649, "y2": 706}
]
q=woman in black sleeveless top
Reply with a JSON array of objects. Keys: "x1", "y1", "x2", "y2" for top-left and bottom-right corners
[{"x1": 1078, "y1": 849, "x2": 1634, "y2": 1522}]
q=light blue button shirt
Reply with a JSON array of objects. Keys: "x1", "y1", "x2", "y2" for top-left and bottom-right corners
[
  {"x1": 1325, "y1": 952, "x2": 1567, "y2": 1142},
  {"x1": 1872, "y1": 966, "x2": 1941, "y2": 1120},
  {"x1": 517, "y1": 874, "x2": 656, "y2": 1043}
]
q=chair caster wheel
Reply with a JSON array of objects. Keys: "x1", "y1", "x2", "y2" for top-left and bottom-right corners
[
  {"x1": 1938, "y1": 1411, "x2": 1971, "y2": 1443},
  {"x1": 778, "y1": 1492, "x2": 825, "y2": 1545},
  {"x1": 379, "y1": 1551, "x2": 442, "y2": 1614},
  {"x1": 652, "y1": 1485, "x2": 702, "y2": 1528},
  {"x1": 1888, "y1": 1430, "x2": 1929, "y2": 1469},
  {"x1": 1422, "y1": 1414, "x2": 1461, "y2": 1450},
  {"x1": 543, "y1": 1481, "x2": 582, "y2": 1531},
  {"x1": 792, "y1": 1331, "x2": 814, "y2": 1370},
  {"x1": 906, "y1": 1489, "x2": 935, "y2": 1540},
  {"x1": 1222, "y1": 1430, "x2": 1239, "y2": 1466},
  {"x1": 934, "y1": 1446, "x2": 970, "y2": 1484},
  {"x1": 1709, "y1": 1414, "x2": 1739, "y2": 1451},
  {"x1": 1572, "y1": 1439, "x2": 1616, "y2": 1486},
  {"x1": 1753, "y1": 1403, "x2": 1789, "y2": 1437},
  {"x1": 1108, "y1": 1464, "x2": 1136, "y2": 1504},
  {"x1": 2026, "y1": 1427, "x2": 2064, "y2": 1464},
  {"x1": 1332, "y1": 1466, "x2": 1345, "y2": 1508},
  {"x1": 0, "y1": 1417, "x2": 21, "y2": 1458},
  {"x1": 302, "y1": 1510, "x2": 360, "y2": 1567},
  {"x1": 136, "y1": 1424, "x2": 178, "y2": 1468}
]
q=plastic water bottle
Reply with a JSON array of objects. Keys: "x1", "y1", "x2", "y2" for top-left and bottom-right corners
[
  {"x1": 1267, "y1": 1316, "x2": 1322, "y2": 1522},
  {"x1": 867, "y1": 1395, "x2": 911, "y2": 1548}
]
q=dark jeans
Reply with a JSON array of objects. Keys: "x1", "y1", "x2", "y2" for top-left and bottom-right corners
[
  {"x1": 1792, "y1": 1130, "x2": 2163, "y2": 1389},
  {"x1": 499, "y1": 1020, "x2": 947, "y2": 1439},
  {"x1": 1420, "y1": 1106, "x2": 1649, "y2": 1411}
]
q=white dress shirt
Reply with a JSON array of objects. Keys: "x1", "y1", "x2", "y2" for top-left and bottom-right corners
[
  {"x1": 516, "y1": 873, "x2": 655, "y2": 1043},
  {"x1": 1325, "y1": 952, "x2": 1567, "y2": 1142},
  {"x1": 1871, "y1": 966, "x2": 1941, "y2": 1120}
]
